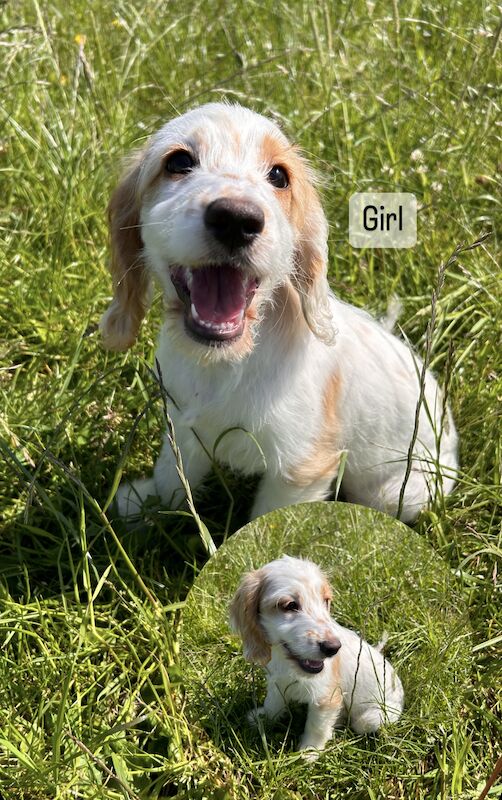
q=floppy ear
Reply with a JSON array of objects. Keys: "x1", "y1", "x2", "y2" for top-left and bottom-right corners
[
  {"x1": 100, "y1": 153, "x2": 150, "y2": 351},
  {"x1": 229, "y1": 569, "x2": 271, "y2": 666},
  {"x1": 290, "y1": 161, "x2": 335, "y2": 344},
  {"x1": 321, "y1": 578, "x2": 333, "y2": 610}
]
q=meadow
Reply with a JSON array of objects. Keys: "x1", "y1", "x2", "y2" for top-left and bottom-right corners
[{"x1": 0, "y1": 1, "x2": 500, "y2": 798}]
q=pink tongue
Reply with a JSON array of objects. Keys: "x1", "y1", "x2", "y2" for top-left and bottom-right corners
[{"x1": 191, "y1": 266, "x2": 248, "y2": 324}]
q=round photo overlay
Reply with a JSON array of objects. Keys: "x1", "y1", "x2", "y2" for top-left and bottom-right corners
[{"x1": 181, "y1": 502, "x2": 470, "y2": 785}]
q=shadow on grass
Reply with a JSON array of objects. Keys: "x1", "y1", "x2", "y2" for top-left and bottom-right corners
[{"x1": 0, "y1": 436, "x2": 257, "y2": 602}]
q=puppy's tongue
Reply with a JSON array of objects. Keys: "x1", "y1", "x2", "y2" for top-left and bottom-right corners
[{"x1": 191, "y1": 265, "x2": 250, "y2": 324}]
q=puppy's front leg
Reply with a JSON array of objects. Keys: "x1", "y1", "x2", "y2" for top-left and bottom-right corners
[
  {"x1": 116, "y1": 418, "x2": 212, "y2": 519},
  {"x1": 250, "y1": 473, "x2": 335, "y2": 520},
  {"x1": 298, "y1": 702, "x2": 342, "y2": 759},
  {"x1": 248, "y1": 681, "x2": 287, "y2": 725}
]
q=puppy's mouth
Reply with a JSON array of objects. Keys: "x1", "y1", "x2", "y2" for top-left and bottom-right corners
[
  {"x1": 170, "y1": 265, "x2": 259, "y2": 345},
  {"x1": 283, "y1": 643, "x2": 325, "y2": 675}
]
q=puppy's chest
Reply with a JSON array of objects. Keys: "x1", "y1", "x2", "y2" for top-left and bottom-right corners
[
  {"x1": 176, "y1": 381, "x2": 290, "y2": 473},
  {"x1": 271, "y1": 668, "x2": 336, "y2": 706},
  {"x1": 162, "y1": 349, "x2": 323, "y2": 473}
]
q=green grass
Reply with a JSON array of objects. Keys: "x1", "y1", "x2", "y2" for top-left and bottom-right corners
[{"x1": 0, "y1": 0, "x2": 500, "y2": 798}]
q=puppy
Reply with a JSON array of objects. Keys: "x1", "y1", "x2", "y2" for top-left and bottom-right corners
[
  {"x1": 100, "y1": 102, "x2": 458, "y2": 522},
  {"x1": 230, "y1": 556, "x2": 404, "y2": 756}
]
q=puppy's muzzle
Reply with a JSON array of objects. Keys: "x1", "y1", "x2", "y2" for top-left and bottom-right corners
[
  {"x1": 283, "y1": 636, "x2": 342, "y2": 675},
  {"x1": 204, "y1": 198, "x2": 265, "y2": 249}
]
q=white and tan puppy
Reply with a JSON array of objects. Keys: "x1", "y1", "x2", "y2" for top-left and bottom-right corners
[
  {"x1": 100, "y1": 102, "x2": 458, "y2": 522},
  {"x1": 230, "y1": 556, "x2": 404, "y2": 756}
]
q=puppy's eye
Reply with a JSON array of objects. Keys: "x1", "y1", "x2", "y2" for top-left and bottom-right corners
[
  {"x1": 268, "y1": 165, "x2": 289, "y2": 189},
  {"x1": 282, "y1": 600, "x2": 299, "y2": 612},
  {"x1": 165, "y1": 150, "x2": 195, "y2": 175},
  {"x1": 325, "y1": 599, "x2": 330, "y2": 608}
]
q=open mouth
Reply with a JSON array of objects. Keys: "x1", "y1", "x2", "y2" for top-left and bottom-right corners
[
  {"x1": 170, "y1": 265, "x2": 259, "y2": 345},
  {"x1": 283, "y1": 643, "x2": 325, "y2": 675}
]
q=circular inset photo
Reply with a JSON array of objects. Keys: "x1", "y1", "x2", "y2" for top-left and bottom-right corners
[{"x1": 181, "y1": 503, "x2": 470, "y2": 791}]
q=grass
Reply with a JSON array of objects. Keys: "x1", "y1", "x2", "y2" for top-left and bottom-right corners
[{"x1": 0, "y1": 0, "x2": 500, "y2": 797}]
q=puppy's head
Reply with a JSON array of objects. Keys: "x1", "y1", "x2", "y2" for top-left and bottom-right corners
[
  {"x1": 100, "y1": 103, "x2": 334, "y2": 360},
  {"x1": 230, "y1": 556, "x2": 341, "y2": 674}
]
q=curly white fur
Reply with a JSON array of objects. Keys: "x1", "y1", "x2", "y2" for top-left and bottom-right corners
[
  {"x1": 230, "y1": 555, "x2": 404, "y2": 757},
  {"x1": 100, "y1": 102, "x2": 458, "y2": 523}
]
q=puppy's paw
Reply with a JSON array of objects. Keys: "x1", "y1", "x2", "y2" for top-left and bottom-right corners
[
  {"x1": 299, "y1": 747, "x2": 320, "y2": 762},
  {"x1": 298, "y1": 735, "x2": 325, "y2": 760},
  {"x1": 115, "y1": 478, "x2": 158, "y2": 520},
  {"x1": 247, "y1": 706, "x2": 267, "y2": 726}
]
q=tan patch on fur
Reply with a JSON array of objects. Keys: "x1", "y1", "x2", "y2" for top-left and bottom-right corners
[
  {"x1": 320, "y1": 654, "x2": 343, "y2": 708},
  {"x1": 229, "y1": 569, "x2": 271, "y2": 666},
  {"x1": 322, "y1": 581, "x2": 333, "y2": 605},
  {"x1": 287, "y1": 373, "x2": 342, "y2": 487}
]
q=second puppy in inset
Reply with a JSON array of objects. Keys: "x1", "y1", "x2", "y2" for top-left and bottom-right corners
[{"x1": 230, "y1": 555, "x2": 404, "y2": 757}]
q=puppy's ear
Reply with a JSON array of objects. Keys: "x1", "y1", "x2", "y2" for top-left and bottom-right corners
[
  {"x1": 229, "y1": 569, "x2": 271, "y2": 665},
  {"x1": 100, "y1": 153, "x2": 150, "y2": 350},
  {"x1": 321, "y1": 578, "x2": 333, "y2": 610},
  {"x1": 290, "y1": 161, "x2": 335, "y2": 344}
]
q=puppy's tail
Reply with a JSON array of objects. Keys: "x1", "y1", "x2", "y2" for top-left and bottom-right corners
[
  {"x1": 374, "y1": 631, "x2": 389, "y2": 653},
  {"x1": 380, "y1": 295, "x2": 403, "y2": 333}
]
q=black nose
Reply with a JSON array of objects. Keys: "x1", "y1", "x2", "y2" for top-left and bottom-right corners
[
  {"x1": 204, "y1": 198, "x2": 265, "y2": 249},
  {"x1": 319, "y1": 638, "x2": 341, "y2": 657}
]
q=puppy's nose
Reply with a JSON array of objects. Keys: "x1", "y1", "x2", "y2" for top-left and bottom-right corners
[
  {"x1": 319, "y1": 638, "x2": 341, "y2": 657},
  {"x1": 204, "y1": 198, "x2": 265, "y2": 249}
]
